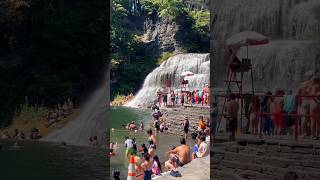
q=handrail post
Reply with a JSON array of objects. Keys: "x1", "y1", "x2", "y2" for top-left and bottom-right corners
[
  {"x1": 295, "y1": 95, "x2": 299, "y2": 141},
  {"x1": 259, "y1": 111, "x2": 262, "y2": 139}
]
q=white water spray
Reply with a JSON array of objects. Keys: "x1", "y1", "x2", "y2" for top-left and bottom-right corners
[{"x1": 126, "y1": 53, "x2": 210, "y2": 107}]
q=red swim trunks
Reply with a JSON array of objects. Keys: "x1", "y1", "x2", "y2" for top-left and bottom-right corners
[{"x1": 274, "y1": 112, "x2": 284, "y2": 128}]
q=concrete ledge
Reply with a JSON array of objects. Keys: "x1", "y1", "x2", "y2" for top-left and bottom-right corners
[{"x1": 153, "y1": 156, "x2": 210, "y2": 180}]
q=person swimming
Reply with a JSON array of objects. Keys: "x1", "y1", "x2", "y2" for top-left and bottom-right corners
[
  {"x1": 109, "y1": 149, "x2": 116, "y2": 157},
  {"x1": 112, "y1": 169, "x2": 120, "y2": 180},
  {"x1": 61, "y1": 141, "x2": 67, "y2": 147},
  {"x1": 140, "y1": 121, "x2": 144, "y2": 131},
  {"x1": 13, "y1": 142, "x2": 19, "y2": 148}
]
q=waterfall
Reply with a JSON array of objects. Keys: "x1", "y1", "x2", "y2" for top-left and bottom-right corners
[
  {"x1": 126, "y1": 53, "x2": 210, "y2": 107},
  {"x1": 212, "y1": 0, "x2": 320, "y2": 89},
  {"x1": 42, "y1": 84, "x2": 107, "y2": 146},
  {"x1": 236, "y1": 40, "x2": 320, "y2": 93}
]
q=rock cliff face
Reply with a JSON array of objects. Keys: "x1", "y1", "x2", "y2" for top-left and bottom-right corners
[
  {"x1": 144, "y1": 15, "x2": 179, "y2": 52},
  {"x1": 211, "y1": 0, "x2": 320, "y2": 89},
  {"x1": 143, "y1": 0, "x2": 209, "y2": 53}
]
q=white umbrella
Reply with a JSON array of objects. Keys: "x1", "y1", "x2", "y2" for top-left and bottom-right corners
[
  {"x1": 226, "y1": 30, "x2": 269, "y2": 49},
  {"x1": 180, "y1": 71, "x2": 194, "y2": 77}
]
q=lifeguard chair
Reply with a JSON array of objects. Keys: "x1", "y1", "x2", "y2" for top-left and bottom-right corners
[
  {"x1": 180, "y1": 78, "x2": 188, "y2": 92},
  {"x1": 221, "y1": 57, "x2": 255, "y2": 133}
]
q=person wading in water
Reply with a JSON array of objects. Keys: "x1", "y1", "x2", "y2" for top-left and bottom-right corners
[{"x1": 183, "y1": 116, "x2": 189, "y2": 139}]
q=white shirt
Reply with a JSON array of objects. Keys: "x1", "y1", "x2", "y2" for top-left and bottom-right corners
[
  {"x1": 197, "y1": 142, "x2": 209, "y2": 157},
  {"x1": 125, "y1": 139, "x2": 134, "y2": 148}
]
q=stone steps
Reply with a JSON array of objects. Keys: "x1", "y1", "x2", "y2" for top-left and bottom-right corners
[
  {"x1": 213, "y1": 140, "x2": 320, "y2": 179},
  {"x1": 158, "y1": 107, "x2": 209, "y2": 135},
  {"x1": 215, "y1": 159, "x2": 320, "y2": 180}
]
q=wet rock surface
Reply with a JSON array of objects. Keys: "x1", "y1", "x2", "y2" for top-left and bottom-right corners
[{"x1": 161, "y1": 106, "x2": 210, "y2": 135}]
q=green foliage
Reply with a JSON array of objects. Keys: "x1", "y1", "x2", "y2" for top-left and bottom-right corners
[
  {"x1": 188, "y1": 10, "x2": 210, "y2": 32},
  {"x1": 141, "y1": 0, "x2": 185, "y2": 18},
  {"x1": 0, "y1": 0, "x2": 108, "y2": 127},
  {"x1": 110, "y1": 0, "x2": 209, "y2": 99},
  {"x1": 157, "y1": 52, "x2": 174, "y2": 65},
  {"x1": 140, "y1": 0, "x2": 158, "y2": 16},
  {"x1": 13, "y1": 103, "x2": 47, "y2": 124},
  {"x1": 175, "y1": 11, "x2": 210, "y2": 53},
  {"x1": 110, "y1": 0, "x2": 159, "y2": 98},
  {"x1": 113, "y1": 94, "x2": 126, "y2": 102}
]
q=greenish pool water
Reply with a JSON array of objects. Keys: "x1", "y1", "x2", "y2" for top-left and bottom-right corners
[
  {"x1": 0, "y1": 140, "x2": 107, "y2": 180},
  {"x1": 110, "y1": 106, "x2": 196, "y2": 179},
  {"x1": 0, "y1": 106, "x2": 197, "y2": 180}
]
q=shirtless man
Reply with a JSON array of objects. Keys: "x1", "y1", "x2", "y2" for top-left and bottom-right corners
[
  {"x1": 224, "y1": 93, "x2": 239, "y2": 141},
  {"x1": 165, "y1": 138, "x2": 191, "y2": 171},
  {"x1": 309, "y1": 76, "x2": 320, "y2": 139},
  {"x1": 297, "y1": 71, "x2": 314, "y2": 137}
]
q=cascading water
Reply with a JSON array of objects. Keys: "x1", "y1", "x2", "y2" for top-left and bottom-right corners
[
  {"x1": 126, "y1": 53, "x2": 210, "y2": 107},
  {"x1": 42, "y1": 84, "x2": 107, "y2": 146},
  {"x1": 235, "y1": 40, "x2": 320, "y2": 93},
  {"x1": 212, "y1": 0, "x2": 320, "y2": 90}
]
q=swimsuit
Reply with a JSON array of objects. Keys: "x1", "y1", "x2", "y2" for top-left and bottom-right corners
[
  {"x1": 172, "y1": 155, "x2": 184, "y2": 167},
  {"x1": 152, "y1": 162, "x2": 161, "y2": 175},
  {"x1": 184, "y1": 122, "x2": 189, "y2": 133},
  {"x1": 144, "y1": 170, "x2": 152, "y2": 180},
  {"x1": 148, "y1": 137, "x2": 154, "y2": 145},
  {"x1": 163, "y1": 95, "x2": 167, "y2": 102},
  {"x1": 155, "y1": 121, "x2": 160, "y2": 130},
  {"x1": 226, "y1": 117, "x2": 237, "y2": 132}
]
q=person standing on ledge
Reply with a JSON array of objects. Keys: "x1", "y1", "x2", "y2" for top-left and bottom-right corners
[{"x1": 224, "y1": 93, "x2": 239, "y2": 141}]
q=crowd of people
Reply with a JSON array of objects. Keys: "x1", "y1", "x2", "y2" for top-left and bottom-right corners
[
  {"x1": 111, "y1": 128, "x2": 209, "y2": 180},
  {"x1": 0, "y1": 98, "x2": 75, "y2": 142},
  {"x1": 156, "y1": 84, "x2": 210, "y2": 108},
  {"x1": 44, "y1": 98, "x2": 74, "y2": 127},
  {"x1": 223, "y1": 71, "x2": 320, "y2": 140},
  {"x1": 111, "y1": 106, "x2": 210, "y2": 179},
  {"x1": 1, "y1": 127, "x2": 40, "y2": 140}
]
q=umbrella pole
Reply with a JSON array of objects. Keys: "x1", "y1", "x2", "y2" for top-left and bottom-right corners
[
  {"x1": 246, "y1": 45, "x2": 250, "y2": 67},
  {"x1": 248, "y1": 44, "x2": 255, "y2": 95}
]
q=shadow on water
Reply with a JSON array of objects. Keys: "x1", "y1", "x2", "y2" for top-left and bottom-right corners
[{"x1": 0, "y1": 140, "x2": 107, "y2": 180}]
